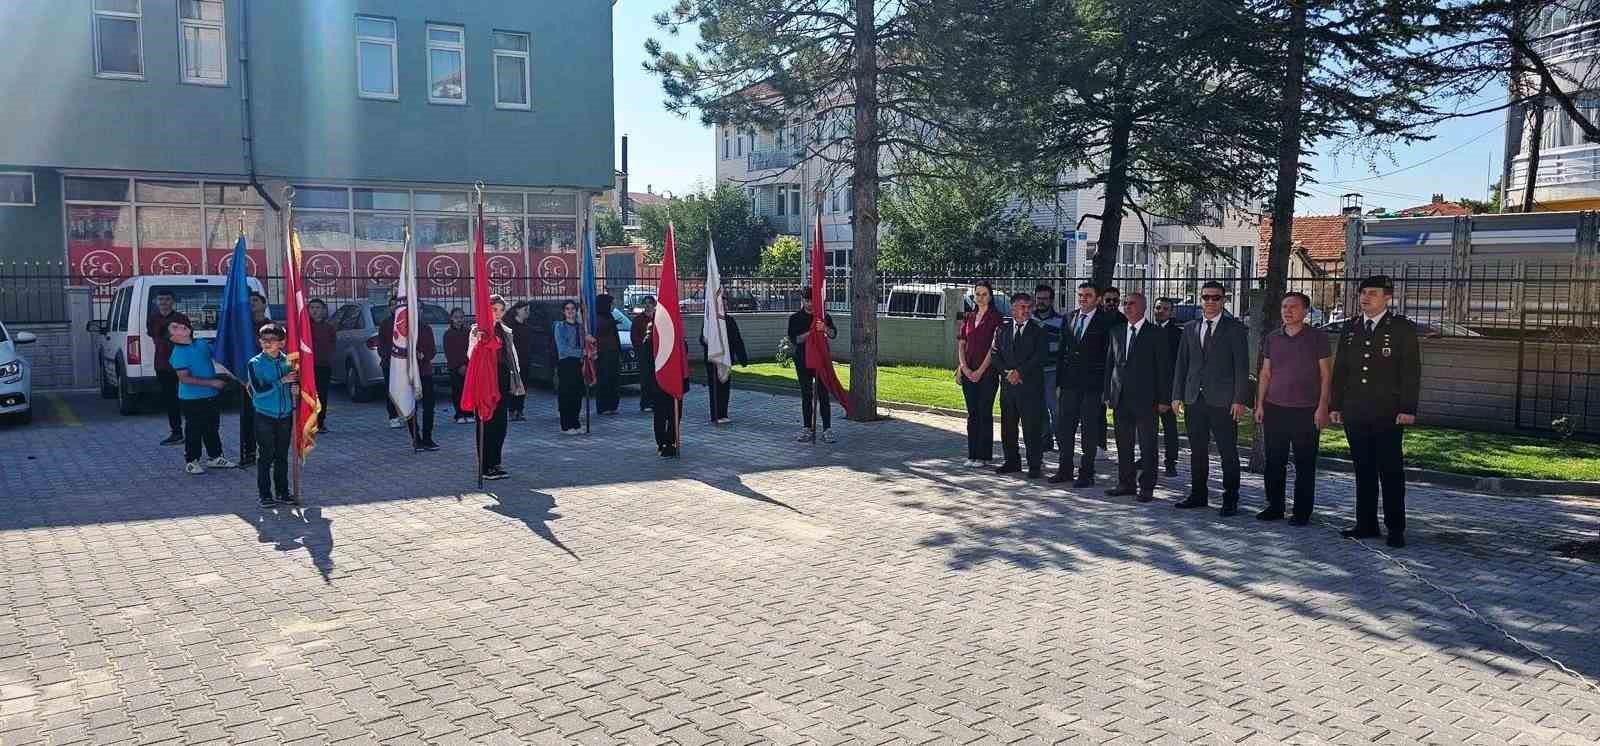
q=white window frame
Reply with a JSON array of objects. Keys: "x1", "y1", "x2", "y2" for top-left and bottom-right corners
[
  {"x1": 93, "y1": 0, "x2": 145, "y2": 80},
  {"x1": 492, "y1": 30, "x2": 531, "y2": 111},
  {"x1": 0, "y1": 173, "x2": 36, "y2": 207},
  {"x1": 178, "y1": 0, "x2": 226, "y2": 86},
  {"x1": 356, "y1": 16, "x2": 399, "y2": 101},
  {"x1": 426, "y1": 23, "x2": 466, "y2": 106}
]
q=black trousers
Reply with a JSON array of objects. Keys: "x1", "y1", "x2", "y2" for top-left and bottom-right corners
[
  {"x1": 797, "y1": 366, "x2": 832, "y2": 430},
  {"x1": 238, "y1": 393, "x2": 256, "y2": 460},
  {"x1": 1055, "y1": 387, "x2": 1105, "y2": 476},
  {"x1": 1344, "y1": 421, "x2": 1406, "y2": 536},
  {"x1": 1264, "y1": 403, "x2": 1320, "y2": 518},
  {"x1": 999, "y1": 382, "x2": 1044, "y2": 470},
  {"x1": 1186, "y1": 403, "x2": 1241, "y2": 504},
  {"x1": 652, "y1": 388, "x2": 678, "y2": 448},
  {"x1": 254, "y1": 413, "x2": 291, "y2": 499},
  {"x1": 157, "y1": 369, "x2": 182, "y2": 433},
  {"x1": 314, "y1": 366, "x2": 331, "y2": 427},
  {"x1": 557, "y1": 358, "x2": 584, "y2": 430},
  {"x1": 382, "y1": 364, "x2": 398, "y2": 419},
  {"x1": 704, "y1": 362, "x2": 733, "y2": 421},
  {"x1": 639, "y1": 365, "x2": 658, "y2": 411},
  {"x1": 1113, "y1": 405, "x2": 1158, "y2": 491},
  {"x1": 180, "y1": 397, "x2": 223, "y2": 463},
  {"x1": 407, "y1": 374, "x2": 435, "y2": 445},
  {"x1": 960, "y1": 374, "x2": 998, "y2": 461},
  {"x1": 450, "y1": 369, "x2": 467, "y2": 418},
  {"x1": 481, "y1": 399, "x2": 508, "y2": 471},
  {"x1": 596, "y1": 350, "x2": 620, "y2": 414},
  {"x1": 1157, "y1": 406, "x2": 1180, "y2": 468}
]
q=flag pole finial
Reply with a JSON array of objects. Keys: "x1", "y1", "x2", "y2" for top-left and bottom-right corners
[{"x1": 474, "y1": 181, "x2": 485, "y2": 206}]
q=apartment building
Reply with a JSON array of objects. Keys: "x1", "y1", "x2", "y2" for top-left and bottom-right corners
[
  {"x1": 0, "y1": 0, "x2": 614, "y2": 297},
  {"x1": 1504, "y1": 4, "x2": 1600, "y2": 211}
]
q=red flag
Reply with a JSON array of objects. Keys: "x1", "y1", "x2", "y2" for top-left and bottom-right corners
[
  {"x1": 653, "y1": 223, "x2": 688, "y2": 399},
  {"x1": 461, "y1": 201, "x2": 502, "y2": 419},
  {"x1": 284, "y1": 229, "x2": 321, "y2": 459},
  {"x1": 807, "y1": 210, "x2": 852, "y2": 417}
]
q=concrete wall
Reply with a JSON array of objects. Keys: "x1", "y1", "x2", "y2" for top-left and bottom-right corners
[
  {"x1": 10, "y1": 323, "x2": 76, "y2": 390},
  {"x1": 1415, "y1": 337, "x2": 1600, "y2": 434}
]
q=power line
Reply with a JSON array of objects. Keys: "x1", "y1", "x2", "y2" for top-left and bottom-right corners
[{"x1": 1321, "y1": 123, "x2": 1506, "y2": 185}]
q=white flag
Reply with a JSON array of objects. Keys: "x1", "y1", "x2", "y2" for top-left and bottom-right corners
[
  {"x1": 388, "y1": 231, "x2": 422, "y2": 419},
  {"x1": 703, "y1": 235, "x2": 732, "y2": 383}
]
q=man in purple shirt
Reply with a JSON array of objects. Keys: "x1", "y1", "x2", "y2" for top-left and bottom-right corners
[{"x1": 1253, "y1": 292, "x2": 1332, "y2": 525}]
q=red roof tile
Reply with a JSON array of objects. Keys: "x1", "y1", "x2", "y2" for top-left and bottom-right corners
[{"x1": 1257, "y1": 215, "x2": 1348, "y2": 274}]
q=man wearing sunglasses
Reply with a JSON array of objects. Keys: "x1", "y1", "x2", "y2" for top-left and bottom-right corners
[{"x1": 1171, "y1": 281, "x2": 1251, "y2": 516}]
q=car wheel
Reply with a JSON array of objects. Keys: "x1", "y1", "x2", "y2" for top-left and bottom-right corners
[
  {"x1": 116, "y1": 362, "x2": 139, "y2": 416},
  {"x1": 346, "y1": 362, "x2": 372, "y2": 402},
  {"x1": 99, "y1": 360, "x2": 117, "y2": 399}
]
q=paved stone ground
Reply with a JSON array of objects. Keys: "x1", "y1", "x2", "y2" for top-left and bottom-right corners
[{"x1": 3, "y1": 385, "x2": 1600, "y2": 745}]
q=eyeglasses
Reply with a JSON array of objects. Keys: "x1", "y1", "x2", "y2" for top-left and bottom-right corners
[{"x1": 1201, "y1": 294, "x2": 1224, "y2": 301}]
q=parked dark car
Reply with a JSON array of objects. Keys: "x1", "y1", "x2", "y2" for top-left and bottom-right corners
[{"x1": 520, "y1": 300, "x2": 641, "y2": 387}]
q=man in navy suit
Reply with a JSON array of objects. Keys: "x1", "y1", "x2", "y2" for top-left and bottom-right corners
[
  {"x1": 1171, "y1": 281, "x2": 1252, "y2": 516},
  {"x1": 992, "y1": 292, "x2": 1050, "y2": 477},
  {"x1": 1105, "y1": 293, "x2": 1171, "y2": 501},
  {"x1": 1050, "y1": 282, "x2": 1116, "y2": 487}
]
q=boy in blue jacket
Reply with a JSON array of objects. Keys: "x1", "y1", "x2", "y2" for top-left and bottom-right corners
[{"x1": 247, "y1": 324, "x2": 299, "y2": 508}]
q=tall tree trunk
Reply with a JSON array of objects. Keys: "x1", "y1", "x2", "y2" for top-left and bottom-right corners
[
  {"x1": 1521, "y1": 80, "x2": 1547, "y2": 213},
  {"x1": 1091, "y1": 109, "x2": 1133, "y2": 291},
  {"x1": 849, "y1": 0, "x2": 882, "y2": 421},
  {"x1": 1251, "y1": 0, "x2": 1306, "y2": 474}
]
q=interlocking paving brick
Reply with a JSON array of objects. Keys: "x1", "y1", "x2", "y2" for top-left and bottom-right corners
[{"x1": 3, "y1": 389, "x2": 1600, "y2": 743}]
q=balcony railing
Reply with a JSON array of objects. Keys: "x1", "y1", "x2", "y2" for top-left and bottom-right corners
[
  {"x1": 1507, "y1": 145, "x2": 1600, "y2": 191},
  {"x1": 748, "y1": 149, "x2": 799, "y2": 172},
  {"x1": 1529, "y1": 19, "x2": 1600, "y2": 62}
]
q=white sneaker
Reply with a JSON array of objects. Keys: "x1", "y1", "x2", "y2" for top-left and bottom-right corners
[
  {"x1": 820, "y1": 430, "x2": 836, "y2": 444},
  {"x1": 561, "y1": 428, "x2": 581, "y2": 436},
  {"x1": 454, "y1": 416, "x2": 468, "y2": 424},
  {"x1": 962, "y1": 459, "x2": 978, "y2": 468},
  {"x1": 184, "y1": 460, "x2": 205, "y2": 475},
  {"x1": 205, "y1": 456, "x2": 236, "y2": 469},
  {"x1": 797, "y1": 429, "x2": 815, "y2": 443},
  {"x1": 388, "y1": 417, "x2": 405, "y2": 429},
  {"x1": 716, "y1": 417, "x2": 732, "y2": 424}
]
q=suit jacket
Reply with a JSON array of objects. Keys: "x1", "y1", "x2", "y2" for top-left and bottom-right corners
[
  {"x1": 1105, "y1": 320, "x2": 1172, "y2": 413},
  {"x1": 1172, "y1": 314, "x2": 1250, "y2": 407},
  {"x1": 1056, "y1": 307, "x2": 1116, "y2": 392},
  {"x1": 991, "y1": 317, "x2": 1048, "y2": 390},
  {"x1": 1330, "y1": 312, "x2": 1421, "y2": 425},
  {"x1": 1153, "y1": 319, "x2": 1183, "y2": 389}
]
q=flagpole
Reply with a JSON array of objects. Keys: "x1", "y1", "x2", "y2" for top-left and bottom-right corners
[
  {"x1": 474, "y1": 184, "x2": 485, "y2": 490},
  {"x1": 284, "y1": 191, "x2": 302, "y2": 501}
]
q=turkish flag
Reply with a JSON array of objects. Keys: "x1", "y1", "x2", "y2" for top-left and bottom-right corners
[{"x1": 653, "y1": 223, "x2": 688, "y2": 399}]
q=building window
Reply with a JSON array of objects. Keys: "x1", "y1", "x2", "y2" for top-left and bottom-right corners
[
  {"x1": 356, "y1": 16, "x2": 398, "y2": 100},
  {"x1": 776, "y1": 188, "x2": 787, "y2": 216},
  {"x1": 179, "y1": 0, "x2": 226, "y2": 85},
  {"x1": 0, "y1": 173, "x2": 35, "y2": 206},
  {"x1": 723, "y1": 130, "x2": 730, "y2": 160},
  {"x1": 94, "y1": 0, "x2": 144, "y2": 79},
  {"x1": 492, "y1": 31, "x2": 530, "y2": 110},
  {"x1": 737, "y1": 132, "x2": 743, "y2": 158},
  {"x1": 789, "y1": 188, "x2": 801, "y2": 217},
  {"x1": 427, "y1": 24, "x2": 465, "y2": 105}
]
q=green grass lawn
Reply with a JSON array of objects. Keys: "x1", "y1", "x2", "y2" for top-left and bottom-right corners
[{"x1": 725, "y1": 361, "x2": 1600, "y2": 482}]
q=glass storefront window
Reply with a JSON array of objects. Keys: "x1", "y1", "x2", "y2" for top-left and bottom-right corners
[
  {"x1": 293, "y1": 211, "x2": 353, "y2": 253},
  {"x1": 484, "y1": 192, "x2": 524, "y2": 213},
  {"x1": 204, "y1": 183, "x2": 262, "y2": 205},
  {"x1": 414, "y1": 191, "x2": 470, "y2": 212},
  {"x1": 65, "y1": 177, "x2": 130, "y2": 202},
  {"x1": 353, "y1": 213, "x2": 408, "y2": 252},
  {"x1": 352, "y1": 188, "x2": 411, "y2": 211},
  {"x1": 415, "y1": 215, "x2": 470, "y2": 251},
  {"x1": 291, "y1": 186, "x2": 350, "y2": 210},
  {"x1": 528, "y1": 193, "x2": 576, "y2": 215},
  {"x1": 483, "y1": 216, "x2": 525, "y2": 252},
  {"x1": 529, "y1": 218, "x2": 577, "y2": 252},
  {"x1": 136, "y1": 180, "x2": 201, "y2": 204}
]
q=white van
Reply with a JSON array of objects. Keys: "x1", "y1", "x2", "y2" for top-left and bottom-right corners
[
  {"x1": 88, "y1": 275, "x2": 266, "y2": 415},
  {"x1": 883, "y1": 283, "x2": 1011, "y2": 318}
]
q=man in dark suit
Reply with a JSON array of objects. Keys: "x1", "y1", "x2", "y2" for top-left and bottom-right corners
[
  {"x1": 1331, "y1": 275, "x2": 1422, "y2": 548},
  {"x1": 1104, "y1": 293, "x2": 1171, "y2": 501},
  {"x1": 1171, "y1": 281, "x2": 1251, "y2": 516},
  {"x1": 993, "y1": 292, "x2": 1049, "y2": 477},
  {"x1": 1050, "y1": 282, "x2": 1116, "y2": 487},
  {"x1": 1152, "y1": 298, "x2": 1184, "y2": 475}
]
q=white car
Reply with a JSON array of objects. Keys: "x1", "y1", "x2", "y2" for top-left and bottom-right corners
[
  {"x1": 88, "y1": 275, "x2": 265, "y2": 415},
  {"x1": 0, "y1": 319, "x2": 38, "y2": 424}
]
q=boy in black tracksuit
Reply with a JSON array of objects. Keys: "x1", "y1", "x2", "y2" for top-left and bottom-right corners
[{"x1": 247, "y1": 325, "x2": 298, "y2": 508}]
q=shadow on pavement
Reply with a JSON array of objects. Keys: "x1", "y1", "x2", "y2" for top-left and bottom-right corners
[{"x1": 485, "y1": 490, "x2": 578, "y2": 560}]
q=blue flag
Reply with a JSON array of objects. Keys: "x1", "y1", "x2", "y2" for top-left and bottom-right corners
[
  {"x1": 580, "y1": 225, "x2": 598, "y2": 333},
  {"x1": 212, "y1": 235, "x2": 255, "y2": 376}
]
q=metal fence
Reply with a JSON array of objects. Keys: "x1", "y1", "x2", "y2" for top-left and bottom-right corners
[{"x1": 3, "y1": 260, "x2": 1597, "y2": 341}]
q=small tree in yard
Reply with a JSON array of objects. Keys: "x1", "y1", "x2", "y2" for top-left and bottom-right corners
[
  {"x1": 596, "y1": 212, "x2": 627, "y2": 248},
  {"x1": 879, "y1": 157, "x2": 1058, "y2": 271},
  {"x1": 757, "y1": 235, "x2": 803, "y2": 278},
  {"x1": 637, "y1": 184, "x2": 771, "y2": 270}
]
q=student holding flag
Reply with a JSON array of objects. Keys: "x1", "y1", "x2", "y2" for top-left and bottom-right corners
[
  {"x1": 387, "y1": 228, "x2": 432, "y2": 452},
  {"x1": 788, "y1": 208, "x2": 852, "y2": 441},
  {"x1": 247, "y1": 324, "x2": 298, "y2": 508},
  {"x1": 278, "y1": 217, "x2": 322, "y2": 502},
  {"x1": 652, "y1": 223, "x2": 690, "y2": 458},
  {"x1": 213, "y1": 227, "x2": 259, "y2": 466},
  {"x1": 701, "y1": 238, "x2": 749, "y2": 424},
  {"x1": 462, "y1": 195, "x2": 525, "y2": 482},
  {"x1": 591, "y1": 294, "x2": 622, "y2": 416}
]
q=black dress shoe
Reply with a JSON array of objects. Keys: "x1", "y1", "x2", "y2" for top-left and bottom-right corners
[
  {"x1": 1071, "y1": 477, "x2": 1094, "y2": 488},
  {"x1": 1287, "y1": 516, "x2": 1310, "y2": 526},
  {"x1": 1163, "y1": 464, "x2": 1178, "y2": 477},
  {"x1": 1174, "y1": 498, "x2": 1207, "y2": 509},
  {"x1": 1136, "y1": 490, "x2": 1155, "y2": 503},
  {"x1": 662, "y1": 447, "x2": 680, "y2": 459},
  {"x1": 1047, "y1": 471, "x2": 1073, "y2": 484},
  {"x1": 1386, "y1": 534, "x2": 1406, "y2": 548},
  {"x1": 1256, "y1": 508, "x2": 1285, "y2": 521},
  {"x1": 420, "y1": 440, "x2": 441, "y2": 451},
  {"x1": 995, "y1": 462, "x2": 1022, "y2": 474},
  {"x1": 1219, "y1": 505, "x2": 1239, "y2": 517},
  {"x1": 1341, "y1": 528, "x2": 1382, "y2": 539},
  {"x1": 1026, "y1": 467, "x2": 1042, "y2": 478},
  {"x1": 160, "y1": 432, "x2": 184, "y2": 446},
  {"x1": 1105, "y1": 485, "x2": 1136, "y2": 497}
]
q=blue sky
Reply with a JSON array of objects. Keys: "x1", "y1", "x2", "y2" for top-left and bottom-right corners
[{"x1": 613, "y1": 3, "x2": 1509, "y2": 215}]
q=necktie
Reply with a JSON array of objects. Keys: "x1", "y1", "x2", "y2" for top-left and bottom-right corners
[
  {"x1": 1365, "y1": 319, "x2": 1375, "y2": 334},
  {"x1": 1203, "y1": 319, "x2": 1213, "y2": 349},
  {"x1": 1014, "y1": 324, "x2": 1022, "y2": 341},
  {"x1": 1074, "y1": 313, "x2": 1086, "y2": 340}
]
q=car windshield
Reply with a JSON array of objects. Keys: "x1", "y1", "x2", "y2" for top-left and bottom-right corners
[
  {"x1": 0, "y1": 322, "x2": 8, "y2": 343},
  {"x1": 149, "y1": 286, "x2": 227, "y2": 332}
]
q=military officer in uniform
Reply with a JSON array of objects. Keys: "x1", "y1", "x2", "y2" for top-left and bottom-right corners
[{"x1": 1330, "y1": 275, "x2": 1421, "y2": 548}]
